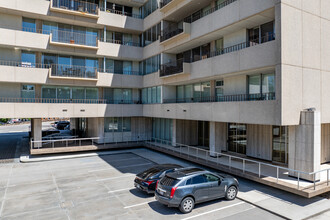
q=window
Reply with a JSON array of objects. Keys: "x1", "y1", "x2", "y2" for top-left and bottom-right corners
[
  {"x1": 152, "y1": 118, "x2": 172, "y2": 141},
  {"x1": 216, "y1": 80, "x2": 224, "y2": 99},
  {"x1": 228, "y1": 123, "x2": 247, "y2": 155},
  {"x1": 186, "y1": 175, "x2": 207, "y2": 185},
  {"x1": 41, "y1": 86, "x2": 98, "y2": 101},
  {"x1": 21, "y1": 85, "x2": 35, "y2": 99},
  {"x1": 104, "y1": 117, "x2": 131, "y2": 132},
  {"x1": 248, "y1": 73, "x2": 275, "y2": 100},
  {"x1": 22, "y1": 17, "x2": 36, "y2": 32},
  {"x1": 21, "y1": 51, "x2": 36, "y2": 67},
  {"x1": 142, "y1": 86, "x2": 162, "y2": 104},
  {"x1": 204, "y1": 174, "x2": 220, "y2": 182},
  {"x1": 272, "y1": 126, "x2": 288, "y2": 164}
]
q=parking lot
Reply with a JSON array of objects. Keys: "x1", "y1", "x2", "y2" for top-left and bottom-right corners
[{"x1": 0, "y1": 149, "x2": 285, "y2": 220}]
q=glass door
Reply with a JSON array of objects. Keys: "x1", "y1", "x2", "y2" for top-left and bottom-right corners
[
  {"x1": 228, "y1": 123, "x2": 247, "y2": 154},
  {"x1": 272, "y1": 126, "x2": 288, "y2": 164}
]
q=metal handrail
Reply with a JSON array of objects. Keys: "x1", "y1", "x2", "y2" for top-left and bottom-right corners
[
  {"x1": 48, "y1": 30, "x2": 98, "y2": 47},
  {"x1": 100, "y1": 7, "x2": 142, "y2": 19},
  {"x1": 147, "y1": 137, "x2": 330, "y2": 190},
  {"x1": 102, "y1": 68, "x2": 142, "y2": 76},
  {"x1": 50, "y1": 64, "x2": 98, "y2": 79},
  {"x1": 0, "y1": 97, "x2": 107, "y2": 104},
  {"x1": 160, "y1": 0, "x2": 173, "y2": 8},
  {"x1": 160, "y1": 28, "x2": 184, "y2": 42},
  {"x1": 184, "y1": 0, "x2": 237, "y2": 23},
  {"x1": 163, "y1": 93, "x2": 276, "y2": 103},
  {"x1": 99, "y1": 38, "x2": 141, "y2": 47},
  {"x1": 52, "y1": 0, "x2": 99, "y2": 15}
]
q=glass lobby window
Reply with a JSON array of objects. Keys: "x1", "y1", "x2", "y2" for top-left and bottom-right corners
[
  {"x1": 216, "y1": 80, "x2": 224, "y2": 100},
  {"x1": 21, "y1": 51, "x2": 36, "y2": 67},
  {"x1": 22, "y1": 17, "x2": 36, "y2": 32},
  {"x1": 272, "y1": 126, "x2": 288, "y2": 164},
  {"x1": 228, "y1": 123, "x2": 247, "y2": 154},
  {"x1": 21, "y1": 85, "x2": 35, "y2": 99},
  {"x1": 104, "y1": 117, "x2": 131, "y2": 132}
]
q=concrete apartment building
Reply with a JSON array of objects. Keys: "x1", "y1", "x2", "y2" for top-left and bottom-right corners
[{"x1": 0, "y1": 0, "x2": 330, "y2": 196}]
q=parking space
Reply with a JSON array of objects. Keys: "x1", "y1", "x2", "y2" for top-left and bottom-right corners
[{"x1": 0, "y1": 150, "x2": 285, "y2": 220}]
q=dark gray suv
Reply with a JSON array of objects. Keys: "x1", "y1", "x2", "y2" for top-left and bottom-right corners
[{"x1": 155, "y1": 167, "x2": 239, "y2": 213}]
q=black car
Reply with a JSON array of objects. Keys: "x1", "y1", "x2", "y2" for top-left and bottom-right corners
[
  {"x1": 134, "y1": 164, "x2": 183, "y2": 194},
  {"x1": 155, "y1": 167, "x2": 239, "y2": 213},
  {"x1": 56, "y1": 121, "x2": 70, "y2": 130}
]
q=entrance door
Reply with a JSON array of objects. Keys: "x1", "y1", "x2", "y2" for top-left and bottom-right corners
[
  {"x1": 228, "y1": 123, "x2": 247, "y2": 154},
  {"x1": 77, "y1": 118, "x2": 87, "y2": 138},
  {"x1": 198, "y1": 121, "x2": 209, "y2": 147},
  {"x1": 272, "y1": 126, "x2": 288, "y2": 164}
]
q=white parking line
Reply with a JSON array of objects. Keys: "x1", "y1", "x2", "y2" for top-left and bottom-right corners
[
  {"x1": 108, "y1": 187, "x2": 135, "y2": 193},
  {"x1": 88, "y1": 162, "x2": 153, "y2": 173},
  {"x1": 124, "y1": 201, "x2": 151, "y2": 209},
  {"x1": 181, "y1": 201, "x2": 245, "y2": 220},
  {"x1": 96, "y1": 174, "x2": 136, "y2": 182}
]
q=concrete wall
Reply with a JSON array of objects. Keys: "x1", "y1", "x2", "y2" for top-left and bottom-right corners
[
  {"x1": 0, "y1": 48, "x2": 20, "y2": 62},
  {"x1": 223, "y1": 29, "x2": 247, "y2": 48},
  {"x1": 0, "y1": 82, "x2": 20, "y2": 98},
  {"x1": 215, "y1": 122, "x2": 227, "y2": 152},
  {"x1": 246, "y1": 124, "x2": 272, "y2": 161},
  {"x1": 0, "y1": 12, "x2": 21, "y2": 30}
]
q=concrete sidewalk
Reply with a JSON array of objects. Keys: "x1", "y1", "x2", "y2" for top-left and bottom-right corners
[{"x1": 20, "y1": 148, "x2": 330, "y2": 220}]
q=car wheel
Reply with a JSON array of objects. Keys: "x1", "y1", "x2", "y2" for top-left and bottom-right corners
[
  {"x1": 225, "y1": 186, "x2": 237, "y2": 200},
  {"x1": 179, "y1": 197, "x2": 194, "y2": 214}
]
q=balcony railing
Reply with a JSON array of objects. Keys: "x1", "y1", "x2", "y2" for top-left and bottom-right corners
[
  {"x1": 100, "y1": 38, "x2": 141, "y2": 47},
  {"x1": 103, "y1": 68, "x2": 141, "y2": 76},
  {"x1": 163, "y1": 92, "x2": 276, "y2": 104},
  {"x1": 184, "y1": 0, "x2": 237, "y2": 23},
  {"x1": 0, "y1": 98, "x2": 142, "y2": 104},
  {"x1": 160, "y1": 0, "x2": 173, "y2": 8},
  {"x1": 99, "y1": 7, "x2": 142, "y2": 19},
  {"x1": 52, "y1": 0, "x2": 99, "y2": 15},
  {"x1": 187, "y1": 33, "x2": 275, "y2": 62},
  {"x1": 160, "y1": 58, "x2": 186, "y2": 77},
  {"x1": 160, "y1": 28, "x2": 184, "y2": 42},
  {"x1": 50, "y1": 64, "x2": 98, "y2": 79},
  {"x1": 0, "y1": 60, "x2": 48, "y2": 69},
  {"x1": 48, "y1": 29, "x2": 98, "y2": 47}
]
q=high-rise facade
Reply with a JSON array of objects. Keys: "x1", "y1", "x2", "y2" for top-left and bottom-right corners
[{"x1": 0, "y1": 0, "x2": 330, "y2": 190}]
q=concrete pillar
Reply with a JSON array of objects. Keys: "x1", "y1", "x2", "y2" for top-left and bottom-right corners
[
  {"x1": 103, "y1": 26, "x2": 106, "y2": 42},
  {"x1": 209, "y1": 121, "x2": 216, "y2": 156},
  {"x1": 87, "y1": 118, "x2": 104, "y2": 144},
  {"x1": 172, "y1": 119, "x2": 176, "y2": 146},
  {"x1": 210, "y1": 80, "x2": 216, "y2": 98},
  {"x1": 289, "y1": 110, "x2": 321, "y2": 181},
  {"x1": 31, "y1": 118, "x2": 42, "y2": 148}
]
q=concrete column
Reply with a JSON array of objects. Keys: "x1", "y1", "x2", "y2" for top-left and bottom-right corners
[
  {"x1": 209, "y1": 121, "x2": 216, "y2": 156},
  {"x1": 289, "y1": 110, "x2": 321, "y2": 181},
  {"x1": 31, "y1": 118, "x2": 42, "y2": 148},
  {"x1": 172, "y1": 119, "x2": 176, "y2": 146},
  {"x1": 103, "y1": 27, "x2": 106, "y2": 42},
  {"x1": 87, "y1": 118, "x2": 104, "y2": 144}
]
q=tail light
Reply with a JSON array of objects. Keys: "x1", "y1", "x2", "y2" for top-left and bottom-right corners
[
  {"x1": 156, "y1": 180, "x2": 159, "y2": 189},
  {"x1": 170, "y1": 187, "x2": 177, "y2": 198},
  {"x1": 145, "y1": 180, "x2": 154, "y2": 185}
]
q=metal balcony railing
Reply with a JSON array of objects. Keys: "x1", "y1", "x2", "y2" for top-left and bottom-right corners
[
  {"x1": 0, "y1": 60, "x2": 48, "y2": 69},
  {"x1": 52, "y1": 0, "x2": 99, "y2": 15},
  {"x1": 188, "y1": 33, "x2": 275, "y2": 62},
  {"x1": 160, "y1": 0, "x2": 173, "y2": 8},
  {"x1": 102, "y1": 68, "x2": 142, "y2": 76},
  {"x1": 184, "y1": 0, "x2": 237, "y2": 23},
  {"x1": 163, "y1": 92, "x2": 276, "y2": 104},
  {"x1": 99, "y1": 38, "x2": 141, "y2": 47},
  {"x1": 50, "y1": 64, "x2": 98, "y2": 79},
  {"x1": 160, "y1": 28, "x2": 184, "y2": 42},
  {"x1": 47, "y1": 29, "x2": 98, "y2": 47},
  {"x1": 0, "y1": 97, "x2": 106, "y2": 104},
  {"x1": 0, "y1": 97, "x2": 142, "y2": 105},
  {"x1": 160, "y1": 58, "x2": 186, "y2": 77},
  {"x1": 99, "y1": 7, "x2": 142, "y2": 19}
]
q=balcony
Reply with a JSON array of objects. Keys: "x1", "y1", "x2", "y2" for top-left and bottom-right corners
[
  {"x1": 48, "y1": 30, "x2": 99, "y2": 49},
  {"x1": 99, "y1": 7, "x2": 142, "y2": 19},
  {"x1": 50, "y1": 0, "x2": 99, "y2": 18},
  {"x1": 159, "y1": 58, "x2": 191, "y2": 77},
  {"x1": 163, "y1": 92, "x2": 276, "y2": 104},
  {"x1": 49, "y1": 64, "x2": 98, "y2": 80},
  {"x1": 160, "y1": 23, "x2": 191, "y2": 45},
  {"x1": 183, "y1": 0, "x2": 237, "y2": 23}
]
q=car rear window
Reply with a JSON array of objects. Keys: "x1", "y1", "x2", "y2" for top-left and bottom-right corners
[{"x1": 160, "y1": 176, "x2": 179, "y2": 186}]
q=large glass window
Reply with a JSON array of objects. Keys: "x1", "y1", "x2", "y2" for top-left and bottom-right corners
[
  {"x1": 152, "y1": 118, "x2": 172, "y2": 141},
  {"x1": 228, "y1": 123, "x2": 247, "y2": 155},
  {"x1": 21, "y1": 51, "x2": 36, "y2": 67},
  {"x1": 21, "y1": 85, "x2": 35, "y2": 99},
  {"x1": 41, "y1": 86, "x2": 98, "y2": 101},
  {"x1": 22, "y1": 17, "x2": 36, "y2": 32},
  {"x1": 104, "y1": 88, "x2": 132, "y2": 104},
  {"x1": 216, "y1": 80, "x2": 224, "y2": 101},
  {"x1": 248, "y1": 73, "x2": 275, "y2": 100},
  {"x1": 272, "y1": 126, "x2": 288, "y2": 164},
  {"x1": 104, "y1": 117, "x2": 131, "y2": 132},
  {"x1": 142, "y1": 86, "x2": 161, "y2": 104}
]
